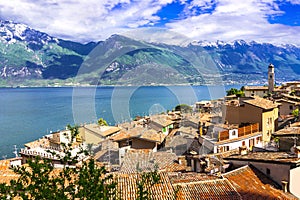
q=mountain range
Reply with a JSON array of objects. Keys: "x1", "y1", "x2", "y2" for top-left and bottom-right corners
[{"x1": 1, "y1": 20, "x2": 300, "y2": 87}]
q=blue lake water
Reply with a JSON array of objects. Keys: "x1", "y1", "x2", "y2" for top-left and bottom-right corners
[{"x1": 0, "y1": 85, "x2": 241, "y2": 159}]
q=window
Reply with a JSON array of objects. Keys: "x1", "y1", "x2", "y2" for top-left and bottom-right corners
[
  {"x1": 242, "y1": 141, "x2": 246, "y2": 146},
  {"x1": 129, "y1": 140, "x2": 132, "y2": 146},
  {"x1": 266, "y1": 117, "x2": 272, "y2": 126},
  {"x1": 232, "y1": 131, "x2": 236, "y2": 136},
  {"x1": 256, "y1": 137, "x2": 261, "y2": 144},
  {"x1": 290, "y1": 105, "x2": 293, "y2": 110}
]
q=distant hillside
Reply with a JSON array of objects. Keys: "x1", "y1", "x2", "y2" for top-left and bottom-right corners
[{"x1": 1, "y1": 20, "x2": 300, "y2": 86}]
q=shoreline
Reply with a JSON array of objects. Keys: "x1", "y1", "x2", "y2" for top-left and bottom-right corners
[{"x1": 0, "y1": 83, "x2": 246, "y2": 89}]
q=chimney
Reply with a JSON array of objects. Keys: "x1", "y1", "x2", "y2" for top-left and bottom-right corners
[{"x1": 281, "y1": 180, "x2": 288, "y2": 193}]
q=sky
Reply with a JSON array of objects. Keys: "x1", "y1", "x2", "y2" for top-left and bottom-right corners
[{"x1": 0, "y1": 0, "x2": 300, "y2": 45}]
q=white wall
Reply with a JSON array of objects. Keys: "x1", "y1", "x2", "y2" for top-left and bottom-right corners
[
  {"x1": 290, "y1": 166, "x2": 300, "y2": 198},
  {"x1": 229, "y1": 129, "x2": 238, "y2": 140},
  {"x1": 216, "y1": 135, "x2": 263, "y2": 153}
]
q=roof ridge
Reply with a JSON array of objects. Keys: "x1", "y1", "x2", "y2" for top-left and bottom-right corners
[
  {"x1": 222, "y1": 165, "x2": 249, "y2": 176},
  {"x1": 173, "y1": 177, "x2": 226, "y2": 186}
]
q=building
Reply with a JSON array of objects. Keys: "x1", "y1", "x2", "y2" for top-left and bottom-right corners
[
  {"x1": 116, "y1": 165, "x2": 297, "y2": 199},
  {"x1": 110, "y1": 127, "x2": 167, "y2": 164},
  {"x1": 20, "y1": 129, "x2": 87, "y2": 166},
  {"x1": 276, "y1": 98, "x2": 299, "y2": 116},
  {"x1": 243, "y1": 86, "x2": 268, "y2": 97},
  {"x1": 195, "y1": 100, "x2": 213, "y2": 113},
  {"x1": 279, "y1": 81, "x2": 300, "y2": 96},
  {"x1": 199, "y1": 123, "x2": 263, "y2": 154},
  {"x1": 224, "y1": 151, "x2": 300, "y2": 198},
  {"x1": 223, "y1": 165, "x2": 297, "y2": 199},
  {"x1": 118, "y1": 149, "x2": 186, "y2": 173},
  {"x1": 272, "y1": 122, "x2": 300, "y2": 151},
  {"x1": 222, "y1": 97, "x2": 279, "y2": 143},
  {"x1": 268, "y1": 63, "x2": 275, "y2": 93},
  {"x1": 81, "y1": 124, "x2": 121, "y2": 145},
  {"x1": 148, "y1": 115, "x2": 175, "y2": 135},
  {"x1": 0, "y1": 158, "x2": 20, "y2": 185}
]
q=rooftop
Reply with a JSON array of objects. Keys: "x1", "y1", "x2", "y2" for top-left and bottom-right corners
[
  {"x1": 0, "y1": 159, "x2": 20, "y2": 184},
  {"x1": 276, "y1": 98, "x2": 299, "y2": 105},
  {"x1": 116, "y1": 172, "x2": 175, "y2": 200},
  {"x1": 225, "y1": 152, "x2": 300, "y2": 165},
  {"x1": 174, "y1": 179, "x2": 241, "y2": 200},
  {"x1": 244, "y1": 86, "x2": 268, "y2": 91},
  {"x1": 223, "y1": 165, "x2": 298, "y2": 199},
  {"x1": 24, "y1": 137, "x2": 50, "y2": 149},
  {"x1": 119, "y1": 150, "x2": 185, "y2": 173},
  {"x1": 149, "y1": 115, "x2": 175, "y2": 128},
  {"x1": 111, "y1": 127, "x2": 166, "y2": 143},
  {"x1": 243, "y1": 97, "x2": 280, "y2": 110},
  {"x1": 274, "y1": 125, "x2": 300, "y2": 136},
  {"x1": 281, "y1": 93, "x2": 300, "y2": 101},
  {"x1": 167, "y1": 172, "x2": 219, "y2": 184},
  {"x1": 84, "y1": 124, "x2": 120, "y2": 137}
]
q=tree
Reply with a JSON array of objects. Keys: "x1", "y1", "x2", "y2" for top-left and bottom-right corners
[
  {"x1": 98, "y1": 118, "x2": 108, "y2": 126},
  {"x1": 226, "y1": 87, "x2": 244, "y2": 97},
  {"x1": 0, "y1": 124, "x2": 118, "y2": 200},
  {"x1": 292, "y1": 108, "x2": 299, "y2": 118},
  {"x1": 136, "y1": 164, "x2": 161, "y2": 200},
  {"x1": 174, "y1": 104, "x2": 192, "y2": 113},
  {"x1": 0, "y1": 124, "x2": 165, "y2": 200}
]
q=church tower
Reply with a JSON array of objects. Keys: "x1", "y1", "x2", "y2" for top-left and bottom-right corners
[{"x1": 268, "y1": 63, "x2": 274, "y2": 93}]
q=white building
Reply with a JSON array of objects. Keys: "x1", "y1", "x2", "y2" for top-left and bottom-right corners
[{"x1": 200, "y1": 123, "x2": 263, "y2": 154}]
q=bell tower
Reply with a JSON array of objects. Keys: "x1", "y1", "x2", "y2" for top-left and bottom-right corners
[{"x1": 268, "y1": 63, "x2": 274, "y2": 93}]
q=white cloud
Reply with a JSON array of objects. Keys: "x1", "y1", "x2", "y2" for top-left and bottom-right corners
[
  {"x1": 166, "y1": 0, "x2": 300, "y2": 45},
  {"x1": 0, "y1": 0, "x2": 174, "y2": 42},
  {"x1": 0, "y1": 0, "x2": 299, "y2": 45}
]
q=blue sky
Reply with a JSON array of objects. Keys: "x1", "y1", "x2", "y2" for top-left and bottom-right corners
[{"x1": 0, "y1": 0, "x2": 300, "y2": 45}]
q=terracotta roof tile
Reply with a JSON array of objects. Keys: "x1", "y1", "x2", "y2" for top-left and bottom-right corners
[
  {"x1": 168, "y1": 172, "x2": 219, "y2": 184},
  {"x1": 243, "y1": 97, "x2": 279, "y2": 110},
  {"x1": 0, "y1": 159, "x2": 20, "y2": 184},
  {"x1": 225, "y1": 152, "x2": 300, "y2": 164},
  {"x1": 84, "y1": 124, "x2": 120, "y2": 137},
  {"x1": 223, "y1": 165, "x2": 298, "y2": 200},
  {"x1": 174, "y1": 179, "x2": 241, "y2": 200},
  {"x1": 150, "y1": 115, "x2": 175, "y2": 127},
  {"x1": 244, "y1": 86, "x2": 268, "y2": 91},
  {"x1": 111, "y1": 127, "x2": 166, "y2": 143},
  {"x1": 117, "y1": 172, "x2": 175, "y2": 200},
  {"x1": 119, "y1": 150, "x2": 184, "y2": 173},
  {"x1": 274, "y1": 126, "x2": 300, "y2": 136}
]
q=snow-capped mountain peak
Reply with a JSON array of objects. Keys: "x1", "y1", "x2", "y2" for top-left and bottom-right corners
[{"x1": 0, "y1": 20, "x2": 57, "y2": 45}]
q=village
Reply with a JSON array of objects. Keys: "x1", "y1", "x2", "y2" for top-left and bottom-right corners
[{"x1": 2, "y1": 64, "x2": 300, "y2": 199}]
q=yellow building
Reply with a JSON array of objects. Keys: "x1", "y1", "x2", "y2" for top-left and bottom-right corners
[
  {"x1": 80, "y1": 124, "x2": 121, "y2": 145},
  {"x1": 223, "y1": 97, "x2": 279, "y2": 144}
]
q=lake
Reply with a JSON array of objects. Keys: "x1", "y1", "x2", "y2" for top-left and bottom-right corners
[{"x1": 0, "y1": 85, "x2": 241, "y2": 158}]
